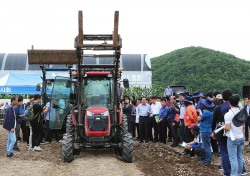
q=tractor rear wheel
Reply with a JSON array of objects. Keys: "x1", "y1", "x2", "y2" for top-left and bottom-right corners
[
  {"x1": 62, "y1": 133, "x2": 74, "y2": 163},
  {"x1": 66, "y1": 114, "x2": 74, "y2": 135},
  {"x1": 122, "y1": 133, "x2": 133, "y2": 163}
]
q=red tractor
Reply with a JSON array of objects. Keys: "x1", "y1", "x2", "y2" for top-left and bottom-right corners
[{"x1": 28, "y1": 11, "x2": 133, "y2": 163}]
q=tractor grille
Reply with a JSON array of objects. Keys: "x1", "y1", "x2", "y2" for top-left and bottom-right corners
[{"x1": 88, "y1": 115, "x2": 108, "y2": 131}]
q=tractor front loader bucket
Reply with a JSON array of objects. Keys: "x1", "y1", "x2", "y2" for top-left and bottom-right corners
[{"x1": 28, "y1": 50, "x2": 78, "y2": 64}]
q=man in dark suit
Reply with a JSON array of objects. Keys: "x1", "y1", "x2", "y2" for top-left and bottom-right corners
[{"x1": 3, "y1": 96, "x2": 18, "y2": 158}]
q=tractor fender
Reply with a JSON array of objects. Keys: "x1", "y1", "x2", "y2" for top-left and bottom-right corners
[{"x1": 72, "y1": 111, "x2": 77, "y2": 126}]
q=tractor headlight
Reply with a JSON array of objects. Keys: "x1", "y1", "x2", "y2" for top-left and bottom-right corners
[
  {"x1": 101, "y1": 111, "x2": 109, "y2": 116},
  {"x1": 87, "y1": 111, "x2": 94, "y2": 116}
]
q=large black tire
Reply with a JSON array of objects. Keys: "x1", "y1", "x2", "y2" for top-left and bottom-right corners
[
  {"x1": 62, "y1": 133, "x2": 74, "y2": 163},
  {"x1": 122, "y1": 133, "x2": 133, "y2": 163},
  {"x1": 120, "y1": 114, "x2": 128, "y2": 134},
  {"x1": 66, "y1": 114, "x2": 74, "y2": 135}
]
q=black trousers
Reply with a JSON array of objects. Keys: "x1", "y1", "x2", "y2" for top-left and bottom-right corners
[
  {"x1": 26, "y1": 126, "x2": 30, "y2": 145},
  {"x1": 171, "y1": 122, "x2": 180, "y2": 144},
  {"x1": 130, "y1": 115, "x2": 136, "y2": 137},
  {"x1": 21, "y1": 121, "x2": 28, "y2": 142},
  {"x1": 158, "y1": 120, "x2": 167, "y2": 142},
  {"x1": 139, "y1": 116, "x2": 149, "y2": 142},
  {"x1": 148, "y1": 117, "x2": 154, "y2": 141},
  {"x1": 184, "y1": 126, "x2": 194, "y2": 143},
  {"x1": 188, "y1": 148, "x2": 206, "y2": 160},
  {"x1": 31, "y1": 121, "x2": 43, "y2": 148},
  {"x1": 211, "y1": 137, "x2": 219, "y2": 153},
  {"x1": 127, "y1": 116, "x2": 135, "y2": 137},
  {"x1": 167, "y1": 120, "x2": 172, "y2": 139},
  {"x1": 135, "y1": 123, "x2": 140, "y2": 139},
  {"x1": 246, "y1": 118, "x2": 250, "y2": 141},
  {"x1": 152, "y1": 115, "x2": 159, "y2": 141}
]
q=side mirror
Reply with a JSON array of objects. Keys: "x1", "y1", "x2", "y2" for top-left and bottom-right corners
[
  {"x1": 123, "y1": 79, "x2": 129, "y2": 88},
  {"x1": 36, "y1": 84, "x2": 41, "y2": 91},
  {"x1": 66, "y1": 79, "x2": 72, "y2": 88}
]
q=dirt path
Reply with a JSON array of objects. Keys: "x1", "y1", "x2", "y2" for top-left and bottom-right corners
[
  {"x1": 2, "y1": 124, "x2": 250, "y2": 176},
  {"x1": 0, "y1": 126, "x2": 143, "y2": 176}
]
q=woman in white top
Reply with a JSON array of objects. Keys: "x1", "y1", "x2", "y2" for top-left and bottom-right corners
[{"x1": 224, "y1": 95, "x2": 244, "y2": 176}]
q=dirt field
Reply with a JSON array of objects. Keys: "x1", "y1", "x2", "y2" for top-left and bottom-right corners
[{"x1": 1, "y1": 125, "x2": 249, "y2": 176}]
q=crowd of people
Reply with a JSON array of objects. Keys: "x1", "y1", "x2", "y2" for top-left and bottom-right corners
[
  {"x1": 121, "y1": 88, "x2": 250, "y2": 176},
  {"x1": 2, "y1": 87, "x2": 250, "y2": 175},
  {"x1": 2, "y1": 94, "x2": 61, "y2": 158}
]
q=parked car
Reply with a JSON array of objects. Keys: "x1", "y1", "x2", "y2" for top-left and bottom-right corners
[{"x1": 170, "y1": 85, "x2": 189, "y2": 98}]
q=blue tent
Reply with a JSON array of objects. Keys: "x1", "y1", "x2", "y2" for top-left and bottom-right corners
[{"x1": 0, "y1": 73, "x2": 51, "y2": 94}]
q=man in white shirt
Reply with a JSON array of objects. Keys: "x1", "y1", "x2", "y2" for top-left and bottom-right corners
[
  {"x1": 179, "y1": 93, "x2": 186, "y2": 142},
  {"x1": 224, "y1": 95, "x2": 244, "y2": 176},
  {"x1": 150, "y1": 96, "x2": 162, "y2": 143}
]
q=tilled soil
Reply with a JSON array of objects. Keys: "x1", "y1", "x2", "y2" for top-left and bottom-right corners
[
  {"x1": 1, "y1": 125, "x2": 248, "y2": 176},
  {"x1": 133, "y1": 142, "x2": 219, "y2": 176}
]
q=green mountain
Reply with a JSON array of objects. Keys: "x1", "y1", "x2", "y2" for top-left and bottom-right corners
[{"x1": 151, "y1": 46, "x2": 250, "y2": 94}]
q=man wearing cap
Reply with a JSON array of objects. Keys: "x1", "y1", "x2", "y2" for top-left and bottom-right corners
[
  {"x1": 184, "y1": 125, "x2": 205, "y2": 160},
  {"x1": 213, "y1": 92, "x2": 223, "y2": 106},
  {"x1": 192, "y1": 92, "x2": 204, "y2": 111},
  {"x1": 198, "y1": 97, "x2": 215, "y2": 164},
  {"x1": 224, "y1": 95, "x2": 244, "y2": 176}
]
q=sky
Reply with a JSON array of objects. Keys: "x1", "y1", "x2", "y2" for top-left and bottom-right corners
[{"x1": 0, "y1": 0, "x2": 250, "y2": 60}]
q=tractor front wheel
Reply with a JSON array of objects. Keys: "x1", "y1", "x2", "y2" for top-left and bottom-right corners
[
  {"x1": 122, "y1": 133, "x2": 133, "y2": 163},
  {"x1": 66, "y1": 114, "x2": 74, "y2": 135},
  {"x1": 62, "y1": 133, "x2": 74, "y2": 163}
]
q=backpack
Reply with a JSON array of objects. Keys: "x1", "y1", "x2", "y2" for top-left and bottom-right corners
[{"x1": 25, "y1": 103, "x2": 36, "y2": 122}]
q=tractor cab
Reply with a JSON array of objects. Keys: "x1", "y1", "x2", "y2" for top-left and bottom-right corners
[
  {"x1": 49, "y1": 76, "x2": 73, "y2": 129},
  {"x1": 82, "y1": 72, "x2": 113, "y2": 137}
]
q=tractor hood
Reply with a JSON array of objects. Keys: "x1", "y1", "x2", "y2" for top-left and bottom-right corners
[{"x1": 86, "y1": 107, "x2": 108, "y2": 114}]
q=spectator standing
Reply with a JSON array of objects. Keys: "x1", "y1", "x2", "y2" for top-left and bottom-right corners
[
  {"x1": 138, "y1": 97, "x2": 152, "y2": 143},
  {"x1": 164, "y1": 85, "x2": 173, "y2": 102},
  {"x1": 183, "y1": 96, "x2": 198, "y2": 143},
  {"x1": 244, "y1": 96, "x2": 250, "y2": 143},
  {"x1": 224, "y1": 95, "x2": 244, "y2": 176},
  {"x1": 31, "y1": 94, "x2": 48, "y2": 151},
  {"x1": 3, "y1": 96, "x2": 18, "y2": 158},
  {"x1": 157, "y1": 98, "x2": 169, "y2": 144},
  {"x1": 212, "y1": 90, "x2": 232, "y2": 176},
  {"x1": 24, "y1": 95, "x2": 34, "y2": 148},
  {"x1": 179, "y1": 93, "x2": 186, "y2": 142},
  {"x1": 13, "y1": 96, "x2": 25, "y2": 151},
  {"x1": 123, "y1": 98, "x2": 133, "y2": 135},
  {"x1": 131, "y1": 100, "x2": 137, "y2": 139},
  {"x1": 198, "y1": 97, "x2": 215, "y2": 164},
  {"x1": 135, "y1": 99, "x2": 141, "y2": 140},
  {"x1": 169, "y1": 96, "x2": 180, "y2": 147},
  {"x1": 150, "y1": 96, "x2": 162, "y2": 143}
]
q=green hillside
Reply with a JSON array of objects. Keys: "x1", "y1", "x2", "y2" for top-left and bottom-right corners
[{"x1": 151, "y1": 46, "x2": 250, "y2": 94}]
